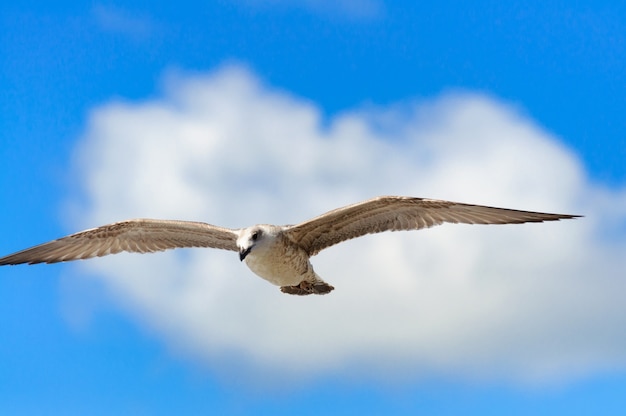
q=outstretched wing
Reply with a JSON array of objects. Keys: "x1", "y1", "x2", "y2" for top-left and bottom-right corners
[
  {"x1": 0, "y1": 219, "x2": 239, "y2": 265},
  {"x1": 285, "y1": 196, "x2": 581, "y2": 256}
]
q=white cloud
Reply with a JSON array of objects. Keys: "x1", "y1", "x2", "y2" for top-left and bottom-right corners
[{"x1": 66, "y1": 65, "x2": 626, "y2": 386}]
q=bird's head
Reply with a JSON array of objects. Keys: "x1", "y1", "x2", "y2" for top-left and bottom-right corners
[{"x1": 237, "y1": 225, "x2": 276, "y2": 261}]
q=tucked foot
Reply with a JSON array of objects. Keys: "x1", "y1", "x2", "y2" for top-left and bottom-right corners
[{"x1": 280, "y1": 281, "x2": 335, "y2": 296}]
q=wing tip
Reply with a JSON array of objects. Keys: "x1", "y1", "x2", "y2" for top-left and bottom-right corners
[{"x1": 0, "y1": 255, "x2": 62, "y2": 266}]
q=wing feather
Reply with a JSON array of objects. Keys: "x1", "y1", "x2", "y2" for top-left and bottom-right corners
[
  {"x1": 0, "y1": 219, "x2": 239, "y2": 265},
  {"x1": 285, "y1": 196, "x2": 581, "y2": 256}
]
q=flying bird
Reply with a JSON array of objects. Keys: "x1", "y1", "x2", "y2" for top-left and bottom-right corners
[{"x1": 0, "y1": 196, "x2": 580, "y2": 295}]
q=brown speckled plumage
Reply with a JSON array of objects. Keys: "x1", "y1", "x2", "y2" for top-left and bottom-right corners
[{"x1": 0, "y1": 196, "x2": 581, "y2": 295}]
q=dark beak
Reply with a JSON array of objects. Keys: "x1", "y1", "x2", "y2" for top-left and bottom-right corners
[{"x1": 239, "y1": 247, "x2": 251, "y2": 262}]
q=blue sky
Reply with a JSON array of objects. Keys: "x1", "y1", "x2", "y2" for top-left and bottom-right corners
[{"x1": 1, "y1": 1, "x2": 626, "y2": 414}]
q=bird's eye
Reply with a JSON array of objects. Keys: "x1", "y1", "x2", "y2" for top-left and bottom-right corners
[{"x1": 251, "y1": 231, "x2": 260, "y2": 241}]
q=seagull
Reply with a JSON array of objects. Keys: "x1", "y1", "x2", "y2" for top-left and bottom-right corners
[{"x1": 0, "y1": 196, "x2": 580, "y2": 295}]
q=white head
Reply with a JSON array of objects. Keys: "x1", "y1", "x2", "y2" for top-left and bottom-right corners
[{"x1": 236, "y1": 225, "x2": 280, "y2": 262}]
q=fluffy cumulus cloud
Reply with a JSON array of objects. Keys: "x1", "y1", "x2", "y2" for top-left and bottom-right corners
[{"x1": 66, "y1": 65, "x2": 626, "y2": 386}]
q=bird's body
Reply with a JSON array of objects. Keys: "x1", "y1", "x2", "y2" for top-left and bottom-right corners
[
  {"x1": 0, "y1": 196, "x2": 580, "y2": 295},
  {"x1": 236, "y1": 225, "x2": 334, "y2": 294}
]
